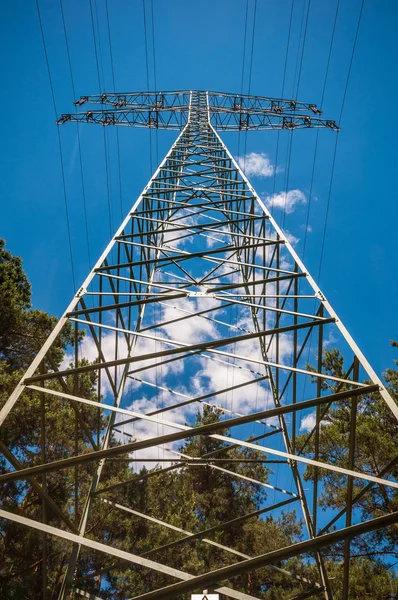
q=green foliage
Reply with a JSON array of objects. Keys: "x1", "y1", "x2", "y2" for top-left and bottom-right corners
[
  {"x1": 0, "y1": 241, "x2": 110, "y2": 596},
  {"x1": 1, "y1": 239, "x2": 397, "y2": 599},
  {"x1": 72, "y1": 407, "x2": 310, "y2": 599},
  {"x1": 0, "y1": 238, "x2": 31, "y2": 367},
  {"x1": 327, "y1": 558, "x2": 397, "y2": 599},
  {"x1": 0, "y1": 238, "x2": 76, "y2": 371},
  {"x1": 299, "y1": 345, "x2": 398, "y2": 597}
]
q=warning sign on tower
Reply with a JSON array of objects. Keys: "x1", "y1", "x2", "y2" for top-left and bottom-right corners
[{"x1": 191, "y1": 595, "x2": 219, "y2": 600}]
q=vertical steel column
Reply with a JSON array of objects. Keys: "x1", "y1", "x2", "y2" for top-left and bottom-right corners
[
  {"x1": 58, "y1": 95, "x2": 195, "y2": 599},
  {"x1": 342, "y1": 357, "x2": 360, "y2": 599},
  {"x1": 207, "y1": 99, "x2": 333, "y2": 598},
  {"x1": 40, "y1": 361, "x2": 48, "y2": 600}
]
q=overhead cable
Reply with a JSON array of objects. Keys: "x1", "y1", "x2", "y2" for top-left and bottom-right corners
[
  {"x1": 93, "y1": 0, "x2": 106, "y2": 92},
  {"x1": 105, "y1": 0, "x2": 124, "y2": 221},
  {"x1": 243, "y1": 0, "x2": 258, "y2": 172},
  {"x1": 283, "y1": 0, "x2": 311, "y2": 229},
  {"x1": 60, "y1": 0, "x2": 92, "y2": 269},
  {"x1": 237, "y1": 0, "x2": 249, "y2": 163},
  {"x1": 302, "y1": 0, "x2": 340, "y2": 260},
  {"x1": 142, "y1": 0, "x2": 153, "y2": 176},
  {"x1": 89, "y1": 0, "x2": 102, "y2": 91},
  {"x1": 271, "y1": 0, "x2": 295, "y2": 218},
  {"x1": 150, "y1": 0, "x2": 159, "y2": 166},
  {"x1": 35, "y1": 0, "x2": 76, "y2": 290},
  {"x1": 295, "y1": 0, "x2": 311, "y2": 99},
  {"x1": 318, "y1": 0, "x2": 365, "y2": 282},
  {"x1": 89, "y1": 0, "x2": 113, "y2": 239}
]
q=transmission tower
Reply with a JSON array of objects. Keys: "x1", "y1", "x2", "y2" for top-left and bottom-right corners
[{"x1": 1, "y1": 90, "x2": 398, "y2": 600}]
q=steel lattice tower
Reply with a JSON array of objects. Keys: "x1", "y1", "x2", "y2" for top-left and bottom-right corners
[{"x1": 1, "y1": 90, "x2": 398, "y2": 600}]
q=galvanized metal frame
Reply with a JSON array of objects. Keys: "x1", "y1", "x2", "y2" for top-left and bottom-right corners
[
  {"x1": 56, "y1": 90, "x2": 340, "y2": 131},
  {"x1": 1, "y1": 89, "x2": 397, "y2": 600}
]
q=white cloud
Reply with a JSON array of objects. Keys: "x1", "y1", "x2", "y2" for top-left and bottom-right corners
[
  {"x1": 159, "y1": 296, "x2": 221, "y2": 344},
  {"x1": 199, "y1": 260, "x2": 238, "y2": 286},
  {"x1": 264, "y1": 189, "x2": 306, "y2": 214},
  {"x1": 62, "y1": 324, "x2": 185, "y2": 399},
  {"x1": 284, "y1": 230, "x2": 299, "y2": 246},
  {"x1": 162, "y1": 214, "x2": 199, "y2": 248},
  {"x1": 185, "y1": 312, "x2": 295, "y2": 418},
  {"x1": 322, "y1": 329, "x2": 338, "y2": 348},
  {"x1": 205, "y1": 224, "x2": 229, "y2": 248},
  {"x1": 299, "y1": 411, "x2": 332, "y2": 433},
  {"x1": 300, "y1": 412, "x2": 316, "y2": 432},
  {"x1": 62, "y1": 329, "x2": 130, "y2": 397},
  {"x1": 61, "y1": 287, "x2": 295, "y2": 458},
  {"x1": 194, "y1": 355, "x2": 272, "y2": 416},
  {"x1": 236, "y1": 153, "x2": 277, "y2": 178},
  {"x1": 115, "y1": 393, "x2": 195, "y2": 469},
  {"x1": 131, "y1": 333, "x2": 185, "y2": 382}
]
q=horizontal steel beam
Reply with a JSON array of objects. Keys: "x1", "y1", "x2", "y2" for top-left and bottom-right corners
[
  {"x1": 102, "y1": 497, "x2": 317, "y2": 589},
  {"x1": 130, "y1": 510, "x2": 398, "y2": 600},
  {"x1": 1, "y1": 384, "x2": 391, "y2": 494},
  {"x1": 24, "y1": 317, "x2": 345, "y2": 394},
  {"x1": 73, "y1": 498, "x2": 302, "y2": 589},
  {"x1": 94, "y1": 239, "x2": 272, "y2": 271},
  {"x1": 0, "y1": 509, "x2": 259, "y2": 600},
  {"x1": 57, "y1": 108, "x2": 339, "y2": 131},
  {"x1": 115, "y1": 375, "x2": 270, "y2": 428},
  {"x1": 23, "y1": 318, "x2": 336, "y2": 384},
  {"x1": 72, "y1": 89, "x2": 323, "y2": 114}
]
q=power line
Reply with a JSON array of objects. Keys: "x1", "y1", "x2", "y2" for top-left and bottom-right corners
[
  {"x1": 337, "y1": 0, "x2": 365, "y2": 125},
  {"x1": 105, "y1": 0, "x2": 124, "y2": 221},
  {"x1": 89, "y1": 0, "x2": 113, "y2": 238},
  {"x1": 103, "y1": 128, "x2": 113, "y2": 238},
  {"x1": 105, "y1": 0, "x2": 116, "y2": 89},
  {"x1": 142, "y1": 0, "x2": 153, "y2": 176},
  {"x1": 115, "y1": 130, "x2": 124, "y2": 221},
  {"x1": 237, "y1": 0, "x2": 249, "y2": 163},
  {"x1": 239, "y1": 0, "x2": 249, "y2": 96},
  {"x1": 282, "y1": 0, "x2": 311, "y2": 229},
  {"x1": 89, "y1": 0, "x2": 102, "y2": 91},
  {"x1": 318, "y1": 0, "x2": 365, "y2": 282},
  {"x1": 243, "y1": 0, "x2": 258, "y2": 172},
  {"x1": 150, "y1": 0, "x2": 159, "y2": 166},
  {"x1": 302, "y1": 131, "x2": 319, "y2": 260},
  {"x1": 271, "y1": 0, "x2": 295, "y2": 218},
  {"x1": 320, "y1": 0, "x2": 341, "y2": 109},
  {"x1": 291, "y1": 0, "x2": 307, "y2": 98},
  {"x1": 302, "y1": 0, "x2": 340, "y2": 260},
  {"x1": 93, "y1": 0, "x2": 106, "y2": 92},
  {"x1": 150, "y1": 0, "x2": 157, "y2": 95},
  {"x1": 281, "y1": 0, "x2": 295, "y2": 98},
  {"x1": 295, "y1": 0, "x2": 311, "y2": 99},
  {"x1": 246, "y1": 0, "x2": 257, "y2": 98},
  {"x1": 282, "y1": 0, "x2": 311, "y2": 230},
  {"x1": 35, "y1": 0, "x2": 76, "y2": 290},
  {"x1": 281, "y1": 130, "x2": 294, "y2": 230},
  {"x1": 59, "y1": 0, "x2": 92, "y2": 270}
]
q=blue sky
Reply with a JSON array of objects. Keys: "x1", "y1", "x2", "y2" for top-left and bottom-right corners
[{"x1": 1, "y1": 0, "x2": 398, "y2": 378}]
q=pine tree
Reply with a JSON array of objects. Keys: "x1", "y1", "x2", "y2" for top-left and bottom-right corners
[
  {"x1": 0, "y1": 240, "x2": 130, "y2": 597},
  {"x1": 297, "y1": 346, "x2": 398, "y2": 599},
  {"x1": 3, "y1": 239, "x2": 396, "y2": 598}
]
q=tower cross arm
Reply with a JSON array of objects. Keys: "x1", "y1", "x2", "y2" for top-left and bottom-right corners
[
  {"x1": 72, "y1": 90, "x2": 191, "y2": 109},
  {"x1": 56, "y1": 90, "x2": 340, "y2": 131},
  {"x1": 56, "y1": 107, "x2": 187, "y2": 130},
  {"x1": 73, "y1": 90, "x2": 322, "y2": 114}
]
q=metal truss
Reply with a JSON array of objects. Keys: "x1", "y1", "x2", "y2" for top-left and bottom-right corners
[
  {"x1": 1, "y1": 90, "x2": 397, "y2": 600},
  {"x1": 56, "y1": 89, "x2": 340, "y2": 131}
]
